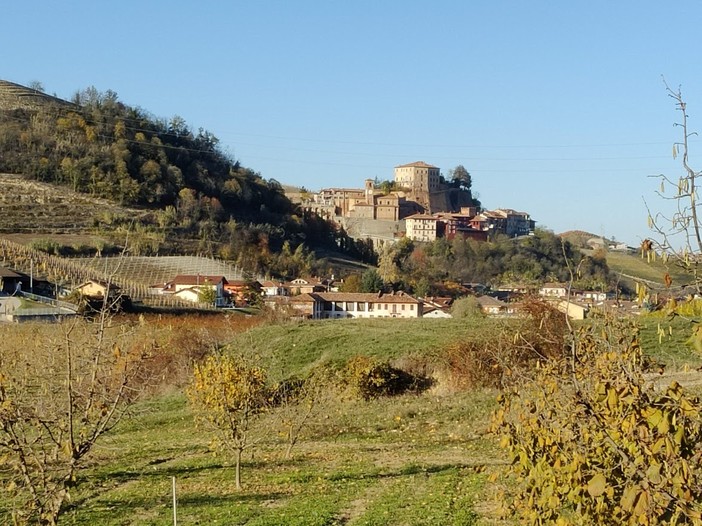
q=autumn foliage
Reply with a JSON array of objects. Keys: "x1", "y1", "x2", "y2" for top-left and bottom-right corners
[{"x1": 493, "y1": 318, "x2": 702, "y2": 524}]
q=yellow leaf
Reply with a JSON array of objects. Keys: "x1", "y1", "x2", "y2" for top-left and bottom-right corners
[{"x1": 587, "y1": 473, "x2": 607, "y2": 497}]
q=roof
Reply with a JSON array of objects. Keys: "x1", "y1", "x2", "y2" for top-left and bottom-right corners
[
  {"x1": 395, "y1": 161, "x2": 439, "y2": 169},
  {"x1": 76, "y1": 279, "x2": 121, "y2": 291},
  {"x1": 0, "y1": 266, "x2": 21, "y2": 278},
  {"x1": 169, "y1": 275, "x2": 228, "y2": 286},
  {"x1": 541, "y1": 282, "x2": 568, "y2": 289},
  {"x1": 405, "y1": 213, "x2": 440, "y2": 221},
  {"x1": 292, "y1": 291, "x2": 422, "y2": 305},
  {"x1": 476, "y1": 295, "x2": 508, "y2": 307}
]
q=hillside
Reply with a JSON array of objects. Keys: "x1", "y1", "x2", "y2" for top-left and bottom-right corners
[
  {"x1": 0, "y1": 79, "x2": 74, "y2": 111},
  {"x1": 0, "y1": 80, "x2": 376, "y2": 277},
  {"x1": 0, "y1": 172, "x2": 147, "y2": 236}
]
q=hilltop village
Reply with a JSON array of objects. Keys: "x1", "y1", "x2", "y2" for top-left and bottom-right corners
[{"x1": 286, "y1": 161, "x2": 535, "y2": 246}]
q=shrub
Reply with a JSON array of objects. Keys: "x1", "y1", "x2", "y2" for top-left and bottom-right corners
[
  {"x1": 341, "y1": 355, "x2": 430, "y2": 400},
  {"x1": 443, "y1": 297, "x2": 569, "y2": 390},
  {"x1": 492, "y1": 317, "x2": 702, "y2": 525}
]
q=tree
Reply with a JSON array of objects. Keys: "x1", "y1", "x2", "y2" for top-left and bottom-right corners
[
  {"x1": 28, "y1": 80, "x2": 45, "y2": 93},
  {"x1": 187, "y1": 354, "x2": 268, "y2": 490},
  {"x1": 449, "y1": 165, "x2": 472, "y2": 191},
  {"x1": 0, "y1": 310, "x2": 152, "y2": 524},
  {"x1": 197, "y1": 285, "x2": 217, "y2": 306},
  {"x1": 647, "y1": 82, "x2": 702, "y2": 294},
  {"x1": 450, "y1": 295, "x2": 485, "y2": 319},
  {"x1": 493, "y1": 318, "x2": 702, "y2": 524},
  {"x1": 270, "y1": 370, "x2": 329, "y2": 459},
  {"x1": 340, "y1": 273, "x2": 362, "y2": 292},
  {"x1": 360, "y1": 268, "x2": 385, "y2": 293}
]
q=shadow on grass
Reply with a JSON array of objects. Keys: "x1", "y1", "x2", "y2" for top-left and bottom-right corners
[
  {"x1": 326, "y1": 461, "x2": 479, "y2": 482},
  {"x1": 64, "y1": 490, "x2": 287, "y2": 520},
  {"x1": 83, "y1": 458, "x2": 227, "y2": 488}
]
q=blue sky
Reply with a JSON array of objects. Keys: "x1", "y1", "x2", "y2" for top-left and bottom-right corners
[{"x1": 4, "y1": 1, "x2": 702, "y2": 245}]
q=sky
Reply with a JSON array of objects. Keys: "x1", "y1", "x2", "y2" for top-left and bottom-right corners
[{"x1": 4, "y1": 1, "x2": 702, "y2": 246}]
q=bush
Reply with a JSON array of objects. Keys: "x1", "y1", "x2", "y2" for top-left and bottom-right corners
[
  {"x1": 341, "y1": 355, "x2": 430, "y2": 400},
  {"x1": 492, "y1": 317, "x2": 702, "y2": 525},
  {"x1": 443, "y1": 297, "x2": 569, "y2": 390}
]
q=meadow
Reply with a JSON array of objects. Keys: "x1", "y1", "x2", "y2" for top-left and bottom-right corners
[{"x1": 0, "y1": 312, "x2": 698, "y2": 525}]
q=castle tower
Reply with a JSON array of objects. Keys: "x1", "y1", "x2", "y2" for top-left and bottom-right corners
[{"x1": 364, "y1": 179, "x2": 374, "y2": 205}]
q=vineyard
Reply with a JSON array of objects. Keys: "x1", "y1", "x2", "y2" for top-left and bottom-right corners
[
  {"x1": 0, "y1": 173, "x2": 147, "y2": 235},
  {"x1": 0, "y1": 238, "x2": 248, "y2": 309}
]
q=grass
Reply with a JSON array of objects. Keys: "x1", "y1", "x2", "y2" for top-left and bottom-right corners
[
  {"x1": 604, "y1": 250, "x2": 691, "y2": 288},
  {"x1": 225, "y1": 317, "x2": 498, "y2": 380},
  {"x1": 52, "y1": 388, "x2": 501, "y2": 525},
  {"x1": 2, "y1": 313, "x2": 700, "y2": 524},
  {"x1": 638, "y1": 314, "x2": 702, "y2": 369}
]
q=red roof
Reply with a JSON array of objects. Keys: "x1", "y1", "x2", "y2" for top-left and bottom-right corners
[{"x1": 168, "y1": 275, "x2": 228, "y2": 286}]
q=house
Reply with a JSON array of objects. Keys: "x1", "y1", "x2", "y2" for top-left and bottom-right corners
[
  {"x1": 422, "y1": 306, "x2": 453, "y2": 318},
  {"x1": 421, "y1": 296, "x2": 454, "y2": 318},
  {"x1": 74, "y1": 279, "x2": 122, "y2": 299},
  {"x1": 284, "y1": 291, "x2": 423, "y2": 319},
  {"x1": 539, "y1": 283, "x2": 569, "y2": 298},
  {"x1": 405, "y1": 214, "x2": 443, "y2": 242},
  {"x1": 556, "y1": 299, "x2": 589, "y2": 320},
  {"x1": 286, "y1": 277, "x2": 330, "y2": 295},
  {"x1": 0, "y1": 266, "x2": 26, "y2": 294},
  {"x1": 162, "y1": 275, "x2": 228, "y2": 306},
  {"x1": 475, "y1": 295, "x2": 516, "y2": 316},
  {"x1": 394, "y1": 161, "x2": 441, "y2": 194},
  {"x1": 261, "y1": 280, "x2": 290, "y2": 297},
  {"x1": 579, "y1": 290, "x2": 608, "y2": 302},
  {"x1": 224, "y1": 280, "x2": 261, "y2": 306}
]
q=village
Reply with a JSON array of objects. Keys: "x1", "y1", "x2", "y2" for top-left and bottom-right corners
[
  {"x1": 0, "y1": 160, "x2": 643, "y2": 324},
  {"x1": 288, "y1": 161, "x2": 536, "y2": 245}
]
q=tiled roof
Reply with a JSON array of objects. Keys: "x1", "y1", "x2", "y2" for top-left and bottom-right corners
[
  {"x1": 291, "y1": 291, "x2": 422, "y2": 304},
  {"x1": 169, "y1": 275, "x2": 227, "y2": 286},
  {"x1": 395, "y1": 161, "x2": 438, "y2": 169}
]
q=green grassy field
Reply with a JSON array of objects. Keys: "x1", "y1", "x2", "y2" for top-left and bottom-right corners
[
  {"x1": 2, "y1": 315, "x2": 699, "y2": 525},
  {"x1": 604, "y1": 250, "x2": 691, "y2": 288},
  {"x1": 54, "y1": 389, "x2": 500, "y2": 525}
]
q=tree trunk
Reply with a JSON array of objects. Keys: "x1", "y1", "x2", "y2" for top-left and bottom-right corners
[{"x1": 235, "y1": 448, "x2": 242, "y2": 491}]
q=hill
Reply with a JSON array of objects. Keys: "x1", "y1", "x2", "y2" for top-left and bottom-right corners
[
  {"x1": 0, "y1": 80, "x2": 375, "y2": 277},
  {"x1": 0, "y1": 79, "x2": 75, "y2": 111}
]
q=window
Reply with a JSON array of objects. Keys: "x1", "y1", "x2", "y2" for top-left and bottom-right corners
[
  {"x1": 410, "y1": 304, "x2": 414, "y2": 311},
  {"x1": 335, "y1": 301, "x2": 343, "y2": 310},
  {"x1": 346, "y1": 302, "x2": 354, "y2": 311},
  {"x1": 402, "y1": 304, "x2": 406, "y2": 311},
  {"x1": 357, "y1": 302, "x2": 365, "y2": 312},
  {"x1": 368, "y1": 302, "x2": 374, "y2": 311}
]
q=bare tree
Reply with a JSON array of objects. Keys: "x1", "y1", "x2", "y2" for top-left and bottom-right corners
[
  {"x1": 0, "y1": 308, "x2": 153, "y2": 524},
  {"x1": 646, "y1": 80, "x2": 702, "y2": 294}
]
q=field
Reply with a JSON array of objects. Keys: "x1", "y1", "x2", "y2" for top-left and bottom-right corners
[
  {"x1": 603, "y1": 249, "x2": 691, "y2": 289},
  {"x1": 0, "y1": 313, "x2": 700, "y2": 525}
]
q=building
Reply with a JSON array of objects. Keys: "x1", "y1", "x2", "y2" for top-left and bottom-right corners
[
  {"x1": 405, "y1": 214, "x2": 443, "y2": 242},
  {"x1": 539, "y1": 283, "x2": 569, "y2": 298},
  {"x1": 394, "y1": 161, "x2": 441, "y2": 194},
  {"x1": 286, "y1": 291, "x2": 423, "y2": 319},
  {"x1": 161, "y1": 275, "x2": 228, "y2": 306}
]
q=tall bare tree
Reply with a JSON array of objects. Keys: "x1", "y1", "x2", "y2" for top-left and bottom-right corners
[{"x1": 0, "y1": 304, "x2": 152, "y2": 524}]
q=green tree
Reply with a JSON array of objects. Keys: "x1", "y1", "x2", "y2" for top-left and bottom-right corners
[
  {"x1": 340, "y1": 274, "x2": 362, "y2": 292},
  {"x1": 187, "y1": 354, "x2": 268, "y2": 490},
  {"x1": 361, "y1": 268, "x2": 385, "y2": 292},
  {"x1": 451, "y1": 296, "x2": 485, "y2": 319}
]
